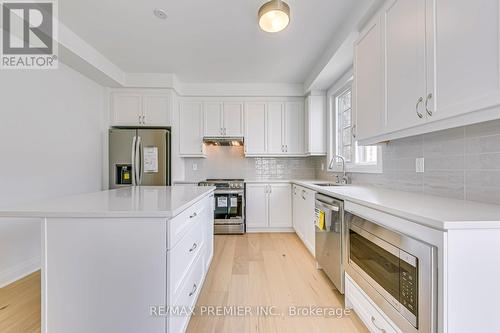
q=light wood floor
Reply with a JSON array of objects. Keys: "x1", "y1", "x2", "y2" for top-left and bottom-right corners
[
  {"x1": 0, "y1": 270, "x2": 41, "y2": 333},
  {"x1": 187, "y1": 233, "x2": 368, "y2": 333}
]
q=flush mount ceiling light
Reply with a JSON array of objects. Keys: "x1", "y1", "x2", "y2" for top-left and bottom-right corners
[
  {"x1": 153, "y1": 8, "x2": 167, "y2": 20},
  {"x1": 258, "y1": 0, "x2": 290, "y2": 33}
]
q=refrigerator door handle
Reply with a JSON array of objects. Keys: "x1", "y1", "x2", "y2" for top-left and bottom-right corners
[
  {"x1": 131, "y1": 135, "x2": 137, "y2": 186},
  {"x1": 137, "y1": 136, "x2": 143, "y2": 185}
]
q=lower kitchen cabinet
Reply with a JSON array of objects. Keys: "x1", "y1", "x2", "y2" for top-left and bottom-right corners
[
  {"x1": 292, "y1": 184, "x2": 316, "y2": 256},
  {"x1": 246, "y1": 183, "x2": 292, "y2": 232}
]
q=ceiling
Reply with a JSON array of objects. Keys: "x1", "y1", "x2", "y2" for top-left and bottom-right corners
[{"x1": 59, "y1": 0, "x2": 369, "y2": 84}]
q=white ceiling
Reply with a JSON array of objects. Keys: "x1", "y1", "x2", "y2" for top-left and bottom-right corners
[{"x1": 59, "y1": 0, "x2": 370, "y2": 84}]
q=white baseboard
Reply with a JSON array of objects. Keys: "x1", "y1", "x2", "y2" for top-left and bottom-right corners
[{"x1": 0, "y1": 256, "x2": 41, "y2": 288}]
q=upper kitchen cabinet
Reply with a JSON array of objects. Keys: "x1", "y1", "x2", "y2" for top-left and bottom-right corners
[
  {"x1": 245, "y1": 102, "x2": 267, "y2": 155},
  {"x1": 204, "y1": 102, "x2": 244, "y2": 137},
  {"x1": 428, "y1": 0, "x2": 500, "y2": 121},
  {"x1": 110, "y1": 91, "x2": 172, "y2": 126},
  {"x1": 353, "y1": 15, "x2": 385, "y2": 141},
  {"x1": 223, "y1": 102, "x2": 244, "y2": 137},
  {"x1": 245, "y1": 99, "x2": 305, "y2": 157},
  {"x1": 305, "y1": 95, "x2": 327, "y2": 155},
  {"x1": 283, "y1": 102, "x2": 305, "y2": 154},
  {"x1": 179, "y1": 101, "x2": 205, "y2": 157},
  {"x1": 383, "y1": 0, "x2": 427, "y2": 133},
  {"x1": 356, "y1": 0, "x2": 500, "y2": 145}
]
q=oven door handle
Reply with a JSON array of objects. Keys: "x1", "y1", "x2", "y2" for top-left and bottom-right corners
[{"x1": 215, "y1": 190, "x2": 244, "y2": 195}]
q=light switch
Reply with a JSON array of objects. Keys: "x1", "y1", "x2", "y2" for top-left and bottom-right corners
[
  {"x1": 192, "y1": 163, "x2": 198, "y2": 171},
  {"x1": 416, "y1": 158, "x2": 425, "y2": 173}
]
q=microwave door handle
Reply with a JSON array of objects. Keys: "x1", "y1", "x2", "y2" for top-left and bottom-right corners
[{"x1": 131, "y1": 136, "x2": 137, "y2": 186}]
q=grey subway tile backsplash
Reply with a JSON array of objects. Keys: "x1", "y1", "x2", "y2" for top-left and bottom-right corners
[{"x1": 316, "y1": 118, "x2": 500, "y2": 205}]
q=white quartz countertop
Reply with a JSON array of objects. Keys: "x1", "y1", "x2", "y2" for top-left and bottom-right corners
[
  {"x1": 293, "y1": 181, "x2": 500, "y2": 230},
  {"x1": 0, "y1": 186, "x2": 215, "y2": 219}
]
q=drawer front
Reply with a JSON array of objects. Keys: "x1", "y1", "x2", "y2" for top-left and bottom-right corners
[
  {"x1": 168, "y1": 253, "x2": 204, "y2": 333},
  {"x1": 346, "y1": 274, "x2": 401, "y2": 333},
  {"x1": 168, "y1": 197, "x2": 208, "y2": 249},
  {"x1": 168, "y1": 222, "x2": 204, "y2": 298}
]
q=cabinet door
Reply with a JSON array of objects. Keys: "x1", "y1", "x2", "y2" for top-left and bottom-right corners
[
  {"x1": 384, "y1": 0, "x2": 427, "y2": 132},
  {"x1": 428, "y1": 0, "x2": 500, "y2": 121},
  {"x1": 143, "y1": 95, "x2": 170, "y2": 126},
  {"x1": 111, "y1": 93, "x2": 142, "y2": 125},
  {"x1": 354, "y1": 15, "x2": 385, "y2": 141},
  {"x1": 305, "y1": 96, "x2": 326, "y2": 155},
  {"x1": 283, "y1": 102, "x2": 305, "y2": 155},
  {"x1": 244, "y1": 103, "x2": 267, "y2": 155},
  {"x1": 204, "y1": 102, "x2": 223, "y2": 137},
  {"x1": 179, "y1": 102, "x2": 204, "y2": 156},
  {"x1": 303, "y1": 188, "x2": 316, "y2": 256},
  {"x1": 292, "y1": 185, "x2": 302, "y2": 236},
  {"x1": 267, "y1": 102, "x2": 284, "y2": 154},
  {"x1": 223, "y1": 102, "x2": 244, "y2": 137},
  {"x1": 246, "y1": 184, "x2": 269, "y2": 229},
  {"x1": 268, "y1": 184, "x2": 292, "y2": 228}
]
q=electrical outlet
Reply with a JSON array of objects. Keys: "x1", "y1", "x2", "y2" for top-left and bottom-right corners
[
  {"x1": 321, "y1": 163, "x2": 325, "y2": 171},
  {"x1": 416, "y1": 158, "x2": 425, "y2": 173},
  {"x1": 192, "y1": 163, "x2": 198, "y2": 171}
]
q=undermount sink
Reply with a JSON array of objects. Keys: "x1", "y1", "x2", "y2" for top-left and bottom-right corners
[{"x1": 313, "y1": 183, "x2": 340, "y2": 187}]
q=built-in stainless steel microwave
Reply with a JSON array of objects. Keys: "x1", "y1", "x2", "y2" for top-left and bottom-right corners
[{"x1": 345, "y1": 212, "x2": 437, "y2": 333}]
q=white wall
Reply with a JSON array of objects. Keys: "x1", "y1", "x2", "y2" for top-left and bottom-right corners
[{"x1": 0, "y1": 63, "x2": 106, "y2": 287}]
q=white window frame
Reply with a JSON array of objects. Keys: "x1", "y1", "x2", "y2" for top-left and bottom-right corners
[{"x1": 326, "y1": 72, "x2": 383, "y2": 174}]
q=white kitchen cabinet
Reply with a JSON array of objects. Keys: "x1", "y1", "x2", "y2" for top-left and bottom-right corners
[
  {"x1": 383, "y1": 0, "x2": 427, "y2": 133},
  {"x1": 179, "y1": 101, "x2": 205, "y2": 157},
  {"x1": 111, "y1": 91, "x2": 171, "y2": 126},
  {"x1": 204, "y1": 102, "x2": 223, "y2": 137},
  {"x1": 246, "y1": 184, "x2": 269, "y2": 229},
  {"x1": 353, "y1": 15, "x2": 385, "y2": 141},
  {"x1": 223, "y1": 102, "x2": 244, "y2": 137},
  {"x1": 292, "y1": 185, "x2": 315, "y2": 256},
  {"x1": 428, "y1": 0, "x2": 500, "y2": 122},
  {"x1": 356, "y1": 0, "x2": 500, "y2": 145},
  {"x1": 246, "y1": 183, "x2": 293, "y2": 232},
  {"x1": 283, "y1": 102, "x2": 305, "y2": 154},
  {"x1": 245, "y1": 102, "x2": 267, "y2": 155},
  {"x1": 267, "y1": 102, "x2": 285, "y2": 154},
  {"x1": 204, "y1": 102, "x2": 244, "y2": 137},
  {"x1": 268, "y1": 184, "x2": 292, "y2": 228},
  {"x1": 305, "y1": 95, "x2": 326, "y2": 155}
]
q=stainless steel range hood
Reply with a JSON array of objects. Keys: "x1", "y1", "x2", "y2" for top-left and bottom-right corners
[{"x1": 203, "y1": 137, "x2": 244, "y2": 147}]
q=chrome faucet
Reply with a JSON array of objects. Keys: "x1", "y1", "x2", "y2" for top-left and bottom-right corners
[{"x1": 329, "y1": 155, "x2": 349, "y2": 184}]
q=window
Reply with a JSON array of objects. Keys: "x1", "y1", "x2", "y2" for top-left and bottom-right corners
[{"x1": 328, "y1": 80, "x2": 381, "y2": 173}]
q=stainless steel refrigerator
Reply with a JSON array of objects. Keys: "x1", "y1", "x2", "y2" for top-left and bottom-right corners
[{"x1": 109, "y1": 128, "x2": 171, "y2": 189}]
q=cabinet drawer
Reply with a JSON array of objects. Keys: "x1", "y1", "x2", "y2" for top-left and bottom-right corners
[
  {"x1": 346, "y1": 274, "x2": 401, "y2": 333},
  {"x1": 168, "y1": 222, "x2": 204, "y2": 299},
  {"x1": 168, "y1": 197, "x2": 207, "y2": 249},
  {"x1": 168, "y1": 253, "x2": 204, "y2": 333}
]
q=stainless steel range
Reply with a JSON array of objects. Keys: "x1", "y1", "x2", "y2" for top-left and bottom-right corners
[{"x1": 198, "y1": 179, "x2": 245, "y2": 235}]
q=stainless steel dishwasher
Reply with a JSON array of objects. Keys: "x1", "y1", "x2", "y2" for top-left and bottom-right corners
[{"x1": 315, "y1": 193, "x2": 345, "y2": 294}]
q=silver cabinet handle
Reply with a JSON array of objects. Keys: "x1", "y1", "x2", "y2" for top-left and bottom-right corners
[
  {"x1": 371, "y1": 316, "x2": 387, "y2": 333},
  {"x1": 352, "y1": 124, "x2": 357, "y2": 138},
  {"x1": 189, "y1": 212, "x2": 198, "y2": 219},
  {"x1": 189, "y1": 243, "x2": 198, "y2": 253},
  {"x1": 425, "y1": 93, "x2": 433, "y2": 116},
  {"x1": 142, "y1": 115, "x2": 146, "y2": 124},
  {"x1": 285, "y1": 145, "x2": 288, "y2": 152},
  {"x1": 189, "y1": 283, "x2": 197, "y2": 297},
  {"x1": 221, "y1": 128, "x2": 223, "y2": 135},
  {"x1": 301, "y1": 190, "x2": 306, "y2": 200},
  {"x1": 138, "y1": 115, "x2": 142, "y2": 124},
  {"x1": 416, "y1": 97, "x2": 424, "y2": 119}
]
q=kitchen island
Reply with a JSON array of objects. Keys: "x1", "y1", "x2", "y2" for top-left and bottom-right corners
[{"x1": 0, "y1": 186, "x2": 215, "y2": 333}]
